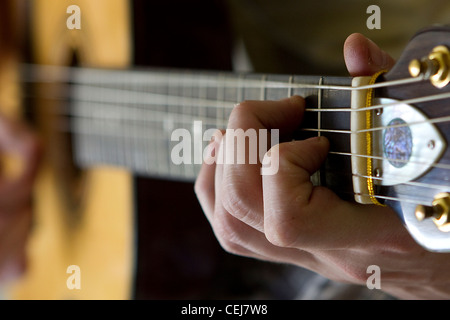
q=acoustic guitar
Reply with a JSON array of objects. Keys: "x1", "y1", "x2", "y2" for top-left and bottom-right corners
[
  {"x1": 3, "y1": 0, "x2": 260, "y2": 300},
  {"x1": 2, "y1": 1, "x2": 450, "y2": 299}
]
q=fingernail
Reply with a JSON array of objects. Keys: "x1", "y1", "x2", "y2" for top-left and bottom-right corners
[{"x1": 288, "y1": 95, "x2": 303, "y2": 104}]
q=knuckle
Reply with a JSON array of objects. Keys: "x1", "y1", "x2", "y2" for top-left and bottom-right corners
[
  {"x1": 273, "y1": 142, "x2": 300, "y2": 174},
  {"x1": 213, "y1": 214, "x2": 246, "y2": 255},
  {"x1": 264, "y1": 204, "x2": 316, "y2": 248},
  {"x1": 275, "y1": 141, "x2": 293, "y2": 158},
  {"x1": 276, "y1": 142, "x2": 305, "y2": 172},
  {"x1": 219, "y1": 237, "x2": 244, "y2": 256},
  {"x1": 265, "y1": 216, "x2": 301, "y2": 248},
  {"x1": 264, "y1": 143, "x2": 280, "y2": 162},
  {"x1": 328, "y1": 259, "x2": 374, "y2": 285},
  {"x1": 342, "y1": 264, "x2": 370, "y2": 284},
  {"x1": 221, "y1": 182, "x2": 255, "y2": 223},
  {"x1": 194, "y1": 177, "x2": 207, "y2": 197}
]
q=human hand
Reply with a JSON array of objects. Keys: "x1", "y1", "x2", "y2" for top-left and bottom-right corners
[
  {"x1": 195, "y1": 33, "x2": 450, "y2": 299},
  {"x1": 0, "y1": 114, "x2": 40, "y2": 285}
]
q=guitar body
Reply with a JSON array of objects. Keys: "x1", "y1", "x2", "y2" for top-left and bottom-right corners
[{"x1": 6, "y1": 0, "x2": 135, "y2": 299}]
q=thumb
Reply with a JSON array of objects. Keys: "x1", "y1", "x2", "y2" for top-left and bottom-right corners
[
  {"x1": 262, "y1": 136, "x2": 409, "y2": 250},
  {"x1": 344, "y1": 33, "x2": 395, "y2": 76}
]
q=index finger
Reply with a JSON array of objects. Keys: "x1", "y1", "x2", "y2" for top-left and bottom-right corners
[{"x1": 220, "y1": 96, "x2": 305, "y2": 232}]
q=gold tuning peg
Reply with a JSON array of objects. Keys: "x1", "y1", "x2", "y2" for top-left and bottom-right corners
[
  {"x1": 409, "y1": 45, "x2": 450, "y2": 88},
  {"x1": 415, "y1": 192, "x2": 450, "y2": 232}
]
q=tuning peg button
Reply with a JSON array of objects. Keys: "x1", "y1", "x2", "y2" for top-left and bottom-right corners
[
  {"x1": 415, "y1": 192, "x2": 450, "y2": 232},
  {"x1": 415, "y1": 204, "x2": 440, "y2": 221},
  {"x1": 409, "y1": 46, "x2": 450, "y2": 88}
]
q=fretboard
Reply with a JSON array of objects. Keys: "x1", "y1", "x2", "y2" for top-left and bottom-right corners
[{"x1": 62, "y1": 67, "x2": 352, "y2": 191}]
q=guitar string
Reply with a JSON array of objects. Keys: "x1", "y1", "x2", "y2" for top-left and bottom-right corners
[
  {"x1": 74, "y1": 131, "x2": 441, "y2": 205},
  {"x1": 353, "y1": 193, "x2": 425, "y2": 205},
  {"x1": 302, "y1": 114, "x2": 450, "y2": 134},
  {"x1": 23, "y1": 89, "x2": 450, "y2": 173},
  {"x1": 22, "y1": 65, "x2": 441, "y2": 130},
  {"x1": 25, "y1": 85, "x2": 450, "y2": 135},
  {"x1": 73, "y1": 131, "x2": 445, "y2": 204},
  {"x1": 28, "y1": 96, "x2": 450, "y2": 161},
  {"x1": 21, "y1": 67, "x2": 450, "y2": 198},
  {"x1": 66, "y1": 114, "x2": 450, "y2": 180},
  {"x1": 21, "y1": 63, "x2": 425, "y2": 91},
  {"x1": 71, "y1": 125, "x2": 450, "y2": 205},
  {"x1": 26, "y1": 78, "x2": 439, "y2": 114},
  {"x1": 353, "y1": 172, "x2": 450, "y2": 192},
  {"x1": 51, "y1": 119, "x2": 450, "y2": 204},
  {"x1": 328, "y1": 151, "x2": 450, "y2": 171},
  {"x1": 305, "y1": 91, "x2": 450, "y2": 112}
]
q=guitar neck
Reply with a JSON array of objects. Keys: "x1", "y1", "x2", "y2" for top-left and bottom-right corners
[{"x1": 41, "y1": 66, "x2": 353, "y2": 193}]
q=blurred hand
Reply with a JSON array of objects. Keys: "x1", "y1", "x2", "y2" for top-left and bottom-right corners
[
  {"x1": 0, "y1": 114, "x2": 40, "y2": 284},
  {"x1": 195, "y1": 33, "x2": 450, "y2": 299}
]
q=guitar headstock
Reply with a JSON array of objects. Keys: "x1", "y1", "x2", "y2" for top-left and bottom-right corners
[{"x1": 372, "y1": 26, "x2": 450, "y2": 252}]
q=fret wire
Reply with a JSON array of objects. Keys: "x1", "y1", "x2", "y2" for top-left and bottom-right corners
[
  {"x1": 237, "y1": 73, "x2": 244, "y2": 103},
  {"x1": 216, "y1": 74, "x2": 225, "y2": 129},
  {"x1": 260, "y1": 74, "x2": 267, "y2": 101},
  {"x1": 99, "y1": 76, "x2": 108, "y2": 166},
  {"x1": 118, "y1": 79, "x2": 126, "y2": 167},
  {"x1": 287, "y1": 75, "x2": 293, "y2": 98},
  {"x1": 155, "y1": 79, "x2": 164, "y2": 175},
  {"x1": 317, "y1": 76, "x2": 323, "y2": 138},
  {"x1": 121, "y1": 85, "x2": 130, "y2": 167},
  {"x1": 131, "y1": 98, "x2": 138, "y2": 170},
  {"x1": 147, "y1": 81, "x2": 154, "y2": 174},
  {"x1": 129, "y1": 80, "x2": 138, "y2": 170},
  {"x1": 143, "y1": 92, "x2": 151, "y2": 173},
  {"x1": 160, "y1": 74, "x2": 168, "y2": 175},
  {"x1": 196, "y1": 73, "x2": 207, "y2": 177},
  {"x1": 185, "y1": 71, "x2": 195, "y2": 179},
  {"x1": 198, "y1": 73, "x2": 207, "y2": 120},
  {"x1": 182, "y1": 72, "x2": 189, "y2": 178},
  {"x1": 316, "y1": 76, "x2": 323, "y2": 186},
  {"x1": 168, "y1": 71, "x2": 180, "y2": 177}
]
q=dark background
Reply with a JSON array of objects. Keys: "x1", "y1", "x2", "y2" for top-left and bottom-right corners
[{"x1": 131, "y1": 0, "x2": 300, "y2": 299}]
